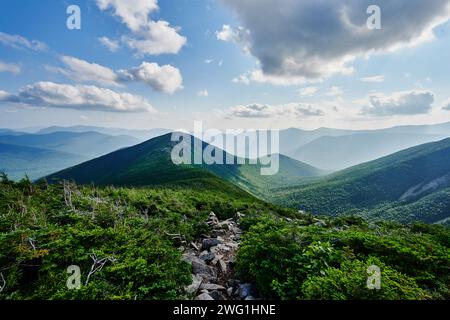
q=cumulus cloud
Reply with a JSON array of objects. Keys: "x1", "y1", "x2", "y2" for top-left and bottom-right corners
[
  {"x1": 221, "y1": 0, "x2": 450, "y2": 83},
  {"x1": 60, "y1": 56, "x2": 118, "y2": 87},
  {"x1": 197, "y1": 90, "x2": 209, "y2": 97},
  {"x1": 226, "y1": 103, "x2": 324, "y2": 119},
  {"x1": 0, "y1": 61, "x2": 20, "y2": 74},
  {"x1": 0, "y1": 32, "x2": 47, "y2": 51},
  {"x1": 442, "y1": 100, "x2": 450, "y2": 111},
  {"x1": 99, "y1": 36, "x2": 120, "y2": 52},
  {"x1": 49, "y1": 56, "x2": 183, "y2": 93},
  {"x1": 96, "y1": 0, "x2": 186, "y2": 55},
  {"x1": 361, "y1": 90, "x2": 434, "y2": 116},
  {"x1": 0, "y1": 81, "x2": 156, "y2": 113},
  {"x1": 326, "y1": 86, "x2": 344, "y2": 97},
  {"x1": 117, "y1": 62, "x2": 183, "y2": 94},
  {"x1": 216, "y1": 25, "x2": 250, "y2": 53},
  {"x1": 298, "y1": 86, "x2": 318, "y2": 97},
  {"x1": 360, "y1": 75, "x2": 385, "y2": 83}
]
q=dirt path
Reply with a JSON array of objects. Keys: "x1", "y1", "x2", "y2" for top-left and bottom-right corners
[{"x1": 182, "y1": 212, "x2": 257, "y2": 300}]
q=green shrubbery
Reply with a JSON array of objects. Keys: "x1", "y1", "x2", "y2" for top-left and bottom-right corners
[
  {"x1": 236, "y1": 214, "x2": 450, "y2": 300},
  {"x1": 0, "y1": 176, "x2": 269, "y2": 300}
]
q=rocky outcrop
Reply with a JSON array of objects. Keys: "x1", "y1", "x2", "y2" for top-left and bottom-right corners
[{"x1": 181, "y1": 212, "x2": 258, "y2": 300}]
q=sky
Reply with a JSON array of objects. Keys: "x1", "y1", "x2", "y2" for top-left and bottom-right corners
[{"x1": 1, "y1": 0, "x2": 450, "y2": 131}]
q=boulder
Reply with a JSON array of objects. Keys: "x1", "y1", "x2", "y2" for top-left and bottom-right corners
[
  {"x1": 195, "y1": 293, "x2": 214, "y2": 300},
  {"x1": 201, "y1": 238, "x2": 221, "y2": 251}
]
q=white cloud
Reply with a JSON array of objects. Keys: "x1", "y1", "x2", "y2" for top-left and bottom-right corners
[
  {"x1": 197, "y1": 90, "x2": 209, "y2": 97},
  {"x1": 360, "y1": 75, "x2": 385, "y2": 83},
  {"x1": 0, "y1": 32, "x2": 47, "y2": 51},
  {"x1": 442, "y1": 99, "x2": 450, "y2": 111},
  {"x1": 0, "y1": 61, "x2": 20, "y2": 74},
  {"x1": 216, "y1": 25, "x2": 250, "y2": 53},
  {"x1": 60, "y1": 56, "x2": 118, "y2": 87},
  {"x1": 117, "y1": 62, "x2": 183, "y2": 94},
  {"x1": 226, "y1": 103, "x2": 324, "y2": 119},
  {"x1": 96, "y1": 0, "x2": 186, "y2": 56},
  {"x1": 221, "y1": 0, "x2": 450, "y2": 83},
  {"x1": 326, "y1": 86, "x2": 344, "y2": 97},
  {"x1": 361, "y1": 90, "x2": 434, "y2": 116},
  {"x1": 298, "y1": 86, "x2": 318, "y2": 97},
  {"x1": 49, "y1": 57, "x2": 183, "y2": 94},
  {"x1": 99, "y1": 36, "x2": 120, "y2": 52},
  {"x1": 0, "y1": 81, "x2": 156, "y2": 113}
]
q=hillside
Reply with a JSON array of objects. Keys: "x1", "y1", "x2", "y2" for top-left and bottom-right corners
[
  {"x1": 273, "y1": 138, "x2": 450, "y2": 224},
  {"x1": 47, "y1": 133, "x2": 323, "y2": 198},
  {"x1": 289, "y1": 132, "x2": 447, "y2": 170},
  {"x1": 0, "y1": 142, "x2": 87, "y2": 180},
  {"x1": 0, "y1": 131, "x2": 140, "y2": 158}
]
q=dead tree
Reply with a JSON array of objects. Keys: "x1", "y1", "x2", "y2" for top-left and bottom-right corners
[
  {"x1": 85, "y1": 251, "x2": 116, "y2": 286},
  {"x1": 0, "y1": 273, "x2": 5, "y2": 293}
]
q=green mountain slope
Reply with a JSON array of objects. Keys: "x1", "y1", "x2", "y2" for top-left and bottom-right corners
[
  {"x1": 0, "y1": 142, "x2": 87, "y2": 180},
  {"x1": 47, "y1": 133, "x2": 323, "y2": 198},
  {"x1": 288, "y1": 132, "x2": 448, "y2": 171},
  {"x1": 273, "y1": 138, "x2": 450, "y2": 223}
]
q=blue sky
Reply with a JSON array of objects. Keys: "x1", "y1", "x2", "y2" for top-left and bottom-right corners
[{"x1": 1, "y1": 0, "x2": 450, "y2": 131}]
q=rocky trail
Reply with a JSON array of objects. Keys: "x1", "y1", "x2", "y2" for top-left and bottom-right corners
[{"x1": 181, "y1": 212, "x2": 258, "y2": 300}]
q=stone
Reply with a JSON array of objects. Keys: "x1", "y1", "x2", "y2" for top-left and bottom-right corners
[
  {"x1": 209, "y1": 290, "x2": 226, "y2": 300},
  {"x1": 184, "y1": 274, "x2": 203, "y2": 295},
  {"x1": 195, "y1": 293, "x2": 214, "y2": 300},
  {"x1": 219, "y1": 259, "x2": 227, "y2": 273},
  {"x1": 313, "y1": 220, "x2": 327, "y2": 227},
  {"x1": 201, "y1": 238, "x2": 221, "y2": 251},
  {"x1": 199, "y1": 251, "x2": 215, "y2": 263},
  {"x1": 200, "y1": 283, "x2": 226, "y2": 291}
]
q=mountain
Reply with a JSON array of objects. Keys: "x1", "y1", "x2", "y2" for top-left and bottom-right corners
[
  {"x1": 0, "y1": 131, "x2": 140, "y2": 158},
  {"x1": 47, "y1": 133, "x2": 323, "y2": 198},
  {"x1": 288, "y1": 132, "x2": 448, "y2": 170},
  {"x1": 0, "y1": 142, "x2": 87, "y2": 180},
  {"x1": 37, "y1": 126, "x2": 171, "y2": 141},
  {"x1": 273, "y1": 138, "x2": 450, "y2": 224}
]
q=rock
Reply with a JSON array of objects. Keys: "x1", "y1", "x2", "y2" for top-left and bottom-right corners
[
  {"x1": 201, "y1": 238, "x2": 221, "y2": 251},
  {"x1": 313, "y1": 220, "x2": 327, "y2": 227},
  {"x1": 227, "y1": 287, "x2": 234, "y2": 297},
  {"x1": 195, "y1": 293, "x2": 214, "y2": 300},
  {"x1": 245, "y1": 296, "x2": 256, "y2": 300},
  {"x1": 239, "y1": 283, "x2": 256, "y2": 299},
  {"x1": 200, "y1": 283, "x2": 226, "y2": 291},
  {"x1": 183, "y1": 253, "x2": 217, "y2": 278},
  {"x1": 210, "y1": 290, "x2": 226, "y2": 300},
  {"x1": 207, "y1": 212, "x2": 219, "y2": 226},
  {"x1": 199, "y1": 251, "x2": 215, "y2": 263},
  {"x1": 184, "y1": 274, "x2": 203, "y2": 295},
  {"x1": 219, "y1": 259, "x2": 227, "y2": 273}
]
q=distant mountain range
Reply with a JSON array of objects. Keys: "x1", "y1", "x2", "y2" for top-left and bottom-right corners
[
  {"x1": 0, "y1": 142, "x2": 87, "y2": 181},
  {"x1": 36, "y1": 126, "x2": 171, "y2": 141},
  {"x1": 273, "y1": 138, "x2": 450, "y2": 224}
]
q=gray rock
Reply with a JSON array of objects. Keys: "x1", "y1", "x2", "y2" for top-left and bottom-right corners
[
  {"x1": 184, "y1": 274, "x2": 203, "y2": 294},
  {"x1": 200, "y1": 283, "x2": 226, "y2": 291},
  {"x1": 195, "y1": 293, "x2": 214, "y2": 300},
  {"x1": 209, "y1": 290, "x2": 226, "y2": 300},
  {"x1": 313, "y1": 220, "x2": 327, "y2": 227},
  {"x1": 199, "y1": 251, "x2": 215, "y2": 263},
  {"x1": 183, "y1": 253, "x2": 217, "y2": 278},
  {"x1": 201, "y1": 238, "x2": 221, "y2": 251}
]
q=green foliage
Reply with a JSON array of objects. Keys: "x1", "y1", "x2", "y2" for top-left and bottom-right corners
[
  {"x1": 0, "y1": 177, "x2": 271, "y2": 300},
  {"x1": 236, "y1": 214, "x2": 450, "y2": 300},
  {"x1": 273, "y1": 138, "x2": 450, "y2": 224}
]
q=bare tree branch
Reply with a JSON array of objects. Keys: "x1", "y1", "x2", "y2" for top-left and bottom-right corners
[
  {"x1": 85, "y1": 251, "x2": 116, "y2": 286},
  {"x1": 0, "y1": 272, "x2": 6, "y2": 293}
]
